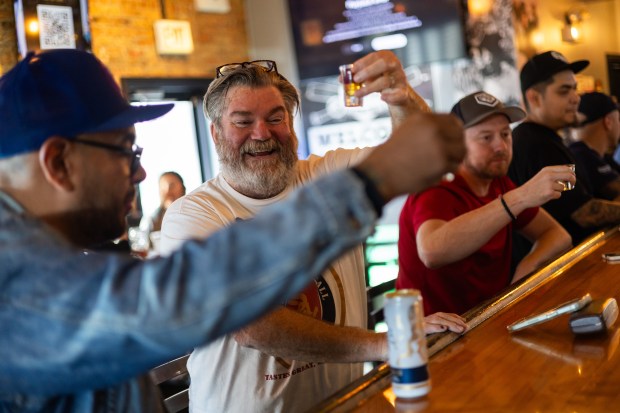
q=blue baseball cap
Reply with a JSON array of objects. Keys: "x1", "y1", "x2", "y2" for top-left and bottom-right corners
[{"x1": 0, "y1": 49, "x2": 174, "y2": 158}]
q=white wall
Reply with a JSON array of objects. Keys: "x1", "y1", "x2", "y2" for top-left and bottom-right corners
[
  {"x1": 244, "y1": 0, "x2": 299, "y2": 86},
  {"x1": 517, "y1": 0, "x2": 620, "y2": 93}
]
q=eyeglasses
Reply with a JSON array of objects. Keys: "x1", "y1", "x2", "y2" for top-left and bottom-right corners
[
  {"x1": 216, "y1": 60, "x2": 278, "y2": 78},
  {"x1": 72, "y1": 138, "x2": 143, "y2": 175}
]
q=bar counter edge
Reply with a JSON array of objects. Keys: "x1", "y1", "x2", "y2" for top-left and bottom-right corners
[{"x1": 307, "y1": 226, "x2": 619, "y2": 413}]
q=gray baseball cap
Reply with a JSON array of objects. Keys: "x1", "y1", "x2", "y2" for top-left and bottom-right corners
[{"x1": 451, "y1": 91, "x2": 526, "y2": 128}]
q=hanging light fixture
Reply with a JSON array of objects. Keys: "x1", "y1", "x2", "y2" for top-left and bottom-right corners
[{"x1": 562, "y1": 10, "x2": 584, "y2": 44}]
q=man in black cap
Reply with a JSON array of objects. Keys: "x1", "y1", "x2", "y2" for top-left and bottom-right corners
[
  {"x1": 509, "y1": 50, "x2": 620, "y2": 248},
  {"x1": 397, "y1": 91, "x2": 572, "y2": 315},
  {"x1": 0, "y1": 49, "x2": 465, "y2": 412},
  {"x1": 570, "y1": 92, "x2": 620, "y2": 200}
]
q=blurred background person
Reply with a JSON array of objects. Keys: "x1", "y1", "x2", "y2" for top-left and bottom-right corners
[
  {"x1": 141, "y1": 171, "x2": 186, "y2": 233},
  {"x1": 136, "y1": 171, "x2": 185, "y2": 254},
  {"x1": 571, "y1": 92, "x2": 620, "y2": 200}
]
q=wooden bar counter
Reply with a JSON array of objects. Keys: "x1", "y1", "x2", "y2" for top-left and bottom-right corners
[{"x1": 310, "y1": 227, "x2": 620, "y2": 412}]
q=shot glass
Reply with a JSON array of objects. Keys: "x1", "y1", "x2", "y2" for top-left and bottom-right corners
[
  {"x1": 339, "y1": 64, "x2": 363, "y2": 107},
  {"x1": 562, "y1": 164, "x2": 575, "y2": 191}
]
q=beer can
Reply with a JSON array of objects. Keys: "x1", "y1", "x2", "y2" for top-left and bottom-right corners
[{"x1": 384, "y1": 289, "x2": 431, "y2": 399}]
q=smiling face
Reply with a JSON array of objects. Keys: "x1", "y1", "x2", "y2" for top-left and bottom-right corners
[{"x1": 211, "y1": 85, "x2": 298, "y2": 199}]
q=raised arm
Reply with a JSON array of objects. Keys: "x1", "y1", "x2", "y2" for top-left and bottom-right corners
[
  {"x1": 351, "y1": 51, "x2": 430, "y2": 129},
  {"x1": 6, "y1": 110, "x2": 466, "y2": 395},
  {"x1": 356, "y1": 112, "x2": 464, "y2": 201},
  {"x1": 416, "y1": 166, "x2": 575, "y2": 268}
]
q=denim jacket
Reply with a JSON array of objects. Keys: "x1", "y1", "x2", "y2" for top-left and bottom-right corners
[{"x1": 0, "y1": 170, "x2": 377, "y2": 412}]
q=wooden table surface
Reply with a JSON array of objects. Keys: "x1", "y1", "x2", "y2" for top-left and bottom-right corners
[{"x1": 311, "y1": 228, "x2": 620, "y2": 412}]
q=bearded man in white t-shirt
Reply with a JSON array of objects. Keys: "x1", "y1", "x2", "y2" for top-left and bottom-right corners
[{"x1": 160, "y1": 51, "x2": 467, "y2": 413}]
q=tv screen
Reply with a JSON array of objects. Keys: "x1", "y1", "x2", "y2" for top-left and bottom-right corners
[{"x1": 287, "y1": 0, "x2": 468, "y2": 79}]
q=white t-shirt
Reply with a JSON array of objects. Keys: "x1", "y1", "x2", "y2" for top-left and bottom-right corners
[{"x1": 160, "y1": 148, "x2": 373, "y2": 413}]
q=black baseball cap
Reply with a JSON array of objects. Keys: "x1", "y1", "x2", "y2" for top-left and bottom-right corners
[
  {"x1": 451, "y1": 91, "x2": 525, "y2": 128},
  {"x1": 578, "y1": 92, "x2": 620, "y2": 126},
  {"x1": 520, "y1": 51, "x2": 589, "y2": 92}
]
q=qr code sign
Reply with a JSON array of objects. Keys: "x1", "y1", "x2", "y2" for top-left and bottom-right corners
[{"x1": 37, "y1": 5, "x2": 76, "y2": 49}]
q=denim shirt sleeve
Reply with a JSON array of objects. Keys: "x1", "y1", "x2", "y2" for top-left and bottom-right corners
[{"x1": 0, "y1": 169, "x2": 377, "y2": 396}]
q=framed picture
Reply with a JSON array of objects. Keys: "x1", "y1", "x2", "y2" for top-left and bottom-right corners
[{"x1": 14, "y1": 0, "x2": 91, "y2": 57}]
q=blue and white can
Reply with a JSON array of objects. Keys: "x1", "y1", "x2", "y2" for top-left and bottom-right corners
[{"x1": 384, "y1": 289, "x2": 431, "y2": 399}]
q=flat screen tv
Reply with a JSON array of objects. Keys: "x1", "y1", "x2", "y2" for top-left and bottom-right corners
[{"x1": 287, "y1": 0, "x2": 469, "y2": 79}]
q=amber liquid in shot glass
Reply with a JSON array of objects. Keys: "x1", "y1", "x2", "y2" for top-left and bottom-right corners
[{"x1": 339, "y1": 64, "x2": 363, "y2": 107}]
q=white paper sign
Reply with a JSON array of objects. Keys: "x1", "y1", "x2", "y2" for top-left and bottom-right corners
[
  {"x1": 194, "y1": 0, "x2": 231, "y2": 13},
  {"x1": 37, "y1": 5, "x2": 76, "y2": 50},
  {"x1": 154, "y1": 20, "x2": 194, "y2": 55}
]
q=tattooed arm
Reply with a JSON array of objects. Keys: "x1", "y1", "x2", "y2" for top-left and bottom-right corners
[{"x1": 571, "y1": 198, "x2": 620, "y2": 228}]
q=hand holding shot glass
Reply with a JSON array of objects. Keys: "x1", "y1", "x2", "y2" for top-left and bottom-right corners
[
  {"x1": 557, "y1": 164, "x2": 576, "y2": 191},
  {"x1": 339, "y1": 64, "x2": 363, "y2": 107}
]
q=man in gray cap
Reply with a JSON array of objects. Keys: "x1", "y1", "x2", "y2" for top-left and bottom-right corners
[
  {"x1": 0, "y1": 49, "x2": 466, "y2": 411},
  {"x1": 397, "y1": 91, "x2": 572, "y2": 315},
  {"x1": 509, "y1": 51, "x2": 620, "y2": 246},
  {"x1": 570, "y1": 92, "x2": 620, "y2": 200}
]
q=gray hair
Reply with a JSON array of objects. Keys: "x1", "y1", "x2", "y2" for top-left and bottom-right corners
[{"x1": 204, "y1": 64, "x2": 300, "y2": 132}]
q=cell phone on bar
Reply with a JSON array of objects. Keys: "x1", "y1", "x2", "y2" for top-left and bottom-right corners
[
  {"x1": 507, "y1": 294, "x2": 592, "y2": 332},
  {"x1": 570, "y1": 298, "x2": 619, "y2": 334}
]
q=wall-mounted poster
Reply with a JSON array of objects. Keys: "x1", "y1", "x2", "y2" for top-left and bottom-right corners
[{"x1": 14, "y1": 0, "x2": 91, "y2": 57}]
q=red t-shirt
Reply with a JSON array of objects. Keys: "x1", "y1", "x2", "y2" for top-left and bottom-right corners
[{"x1": 396, "y1": 174, "x2": 538, "y2": 315}]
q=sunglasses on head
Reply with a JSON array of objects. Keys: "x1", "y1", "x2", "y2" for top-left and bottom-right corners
[{"x1": 215, "y1": 60, "x2": 279, "y2": 78}]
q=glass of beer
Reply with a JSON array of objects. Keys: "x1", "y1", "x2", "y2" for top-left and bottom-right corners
[{"x1": 339, "y1": 64, "x2": 363, "y2": 107}]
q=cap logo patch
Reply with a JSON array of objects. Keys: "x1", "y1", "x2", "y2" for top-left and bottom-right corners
[
  {"x1": 550, "y1": 51, "x2": 568, "y2": 63},
  {"x1": 474, "y1": 92, "x2": 499, "y2": 107}
]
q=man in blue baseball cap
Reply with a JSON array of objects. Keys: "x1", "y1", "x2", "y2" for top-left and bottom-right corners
[{"x1": 0, "y1": 49, "x2": 466, "y2": 411}]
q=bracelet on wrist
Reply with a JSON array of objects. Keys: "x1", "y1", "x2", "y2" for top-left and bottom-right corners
[{"x1": 499, "y1": 194, "x2": 517, "y2": 222}]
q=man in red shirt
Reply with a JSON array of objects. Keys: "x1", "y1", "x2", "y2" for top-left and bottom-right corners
[{"x1": 397, "y1": 91, "x2": 573, "y2": 315}]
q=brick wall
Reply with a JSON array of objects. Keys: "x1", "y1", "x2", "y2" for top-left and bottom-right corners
[
  {"x1": 0, "y1": 0, "x2": 249, "y2": 80},
  {"x1": 0, "y1": 0, "x2": 17, "y2": 74}
]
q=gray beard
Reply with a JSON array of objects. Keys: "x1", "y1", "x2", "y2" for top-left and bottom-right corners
[{"x1": 216, "y1": 137, "x2": 298, "y2": 199}]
